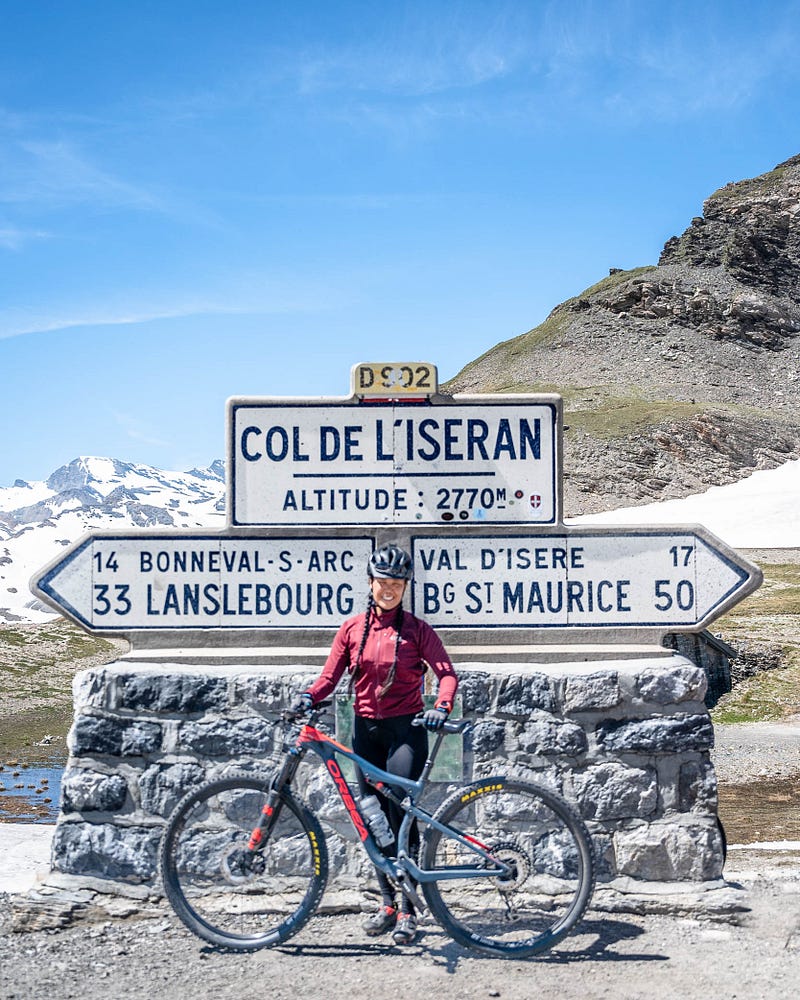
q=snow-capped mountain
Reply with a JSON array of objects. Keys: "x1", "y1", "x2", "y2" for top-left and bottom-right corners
[{"x1": 0, "y1": 457, "x2": 226, "y2": 623}]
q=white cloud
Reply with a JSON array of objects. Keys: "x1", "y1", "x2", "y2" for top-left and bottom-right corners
[
  {"x1": 0, "y1": 226, "x2": 50, "y2": 250},
  {"x1": 111, "y1": 411, "x2": 171, "y2": 449},
  {"x1": 0, "y1": 139, "x2": 163, "y2": 211},
  {"x1": 0, "y1": 265, "x2": 359, "y2": 341}
]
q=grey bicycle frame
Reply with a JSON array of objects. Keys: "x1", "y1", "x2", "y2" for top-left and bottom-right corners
[{"x1": 292, "y1": 720, "x2": 510, "y2": 886}]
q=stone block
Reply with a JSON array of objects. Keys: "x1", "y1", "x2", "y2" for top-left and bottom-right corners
[
  {"x1": 564, "y1": 671, "x2": 622, "y2": 712},
  {"x1": 636, "y1": 664, "x2": 707, "y2": 704},
  {"x1": 678, "y1": 760, "x2": 718, "y2": 812},
  {"x1": 233, "y1": 674, "x2": 286, "y2": 712},
  {"x1": 468, "y1": 719, "x2": 505, "y2": 755},
  {"x1": 457, "y1": 671, "x2": 491, "y2": 712},
  {"x1": 69, "y1": 716, "x2": 162, "y2": 757},
  {"x1": 570, "y1": 762, "x2": 657, "y2": 821},
  {"x1": 596, "y1": 714, "x2": 714, "y2": 754},
  {"x1": 138, "y1": 762, "x2": 207, "y2": 817},
  {"x1": 72, "y1": 669, "x2": 108, "y2": 711},
  {"x1": 52, "y1": 822, "x2": 162, "y2": 881},
  {"x1": 178, "y1": 716, "x2": 275, "y2": 757},
  {"x1": 614, "y1": 822, "x2": 724, "y2": 881},
  {"x1": 518, "y1": 715, "x2": 587, "y2": 757},
  {"x1": 113, "y1": 672, "x2": 228, "y2": 714},
  {"x1": 61, "y1": 770, "x2": 129, "y2": 813},
  {"x1": 495, "y1": 674, "x2": 555, "y2": 715}
]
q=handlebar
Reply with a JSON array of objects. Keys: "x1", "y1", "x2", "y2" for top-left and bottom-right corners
[
  {"x1": 281, "y1": 699, "x2": 332, "y2": 724},
  {"x1": 282, "y1": 702, "x2": 469, "y2": 736},
  {"x1": 412, "y1": 716, "x2": 471, "y2": 735}
]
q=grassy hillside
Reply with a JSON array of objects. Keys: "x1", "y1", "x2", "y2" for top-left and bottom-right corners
[
  {"x1": 713, "y1": 559, "x2": 800, "y2": 723},
  {"x1": 0, "y1": 621, "x2": 125, "y2": 765}
]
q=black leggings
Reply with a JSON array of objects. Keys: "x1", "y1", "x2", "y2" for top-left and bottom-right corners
[{"x1": 352, "y1": 713, "x2": 428, "y2": 912}]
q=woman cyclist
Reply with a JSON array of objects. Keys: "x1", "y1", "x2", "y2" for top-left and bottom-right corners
[{"x1": 293, "y1": 543, "x2": 458, "y2": 946}]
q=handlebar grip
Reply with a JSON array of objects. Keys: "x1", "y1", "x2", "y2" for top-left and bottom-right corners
[{"x1": 411, "y1": 716, "x2": 470, "y2": 734}]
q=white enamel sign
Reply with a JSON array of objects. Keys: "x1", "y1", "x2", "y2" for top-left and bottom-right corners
[
  {"x1": 410, "y1": 530, "x2": 759, "y2": 629},
  {"x1": 32, "y1": 534, "x2": 374, "y2": 631},
  {"x1": 229, "y1": 400, "x2": 559, "y2": 526}
]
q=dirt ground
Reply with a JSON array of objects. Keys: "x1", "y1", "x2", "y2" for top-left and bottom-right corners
[{"x1": 0, "y1": 855, "x2": 798, "y2": 1000}]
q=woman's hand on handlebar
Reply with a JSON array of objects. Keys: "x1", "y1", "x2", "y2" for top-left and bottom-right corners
[
  {"x1": 420, "y1": 706, "x2": 449, "y2": 731},
  {"x1": 284, "y1": 692, "x2": 313, "y2": 721}
]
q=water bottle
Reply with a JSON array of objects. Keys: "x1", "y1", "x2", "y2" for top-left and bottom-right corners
[{"x1": 359, "y1": 795, "x2": 395, "y2": 847}]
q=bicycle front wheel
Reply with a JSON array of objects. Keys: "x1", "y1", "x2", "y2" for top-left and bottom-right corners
[
  {"x1": 421, "y1": 778, "x2": 595, "y2": 957},
  {"x1": 160, "y1": 773, "x2": 328, "y2": 951}
]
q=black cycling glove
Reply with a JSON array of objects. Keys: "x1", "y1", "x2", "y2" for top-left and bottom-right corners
[
  {"x1": 422, "y1": 706, "x2": 449, "y2": 730},
  {"x1": 288, "y1": 692, "x2": 313, "y2": 718}
]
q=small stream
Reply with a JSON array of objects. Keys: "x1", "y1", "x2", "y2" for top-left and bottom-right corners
[
  {"x1": 0, "y1": 762, "x2": 62, "y2": 822},
  {"x1": 0, "y1": 710, "x2": 69, "y2": 823}
]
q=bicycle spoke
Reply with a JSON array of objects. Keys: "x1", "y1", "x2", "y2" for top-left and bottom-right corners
[
  {"x1": 161, "y1": 775, "x2": 328, "y2": 950},
  {"x1": 421, "y1": 780, "x2": 594, "y2": 957}
]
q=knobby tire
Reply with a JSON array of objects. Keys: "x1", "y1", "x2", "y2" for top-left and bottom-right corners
[
  {"x1": 160, "y1": 773, "x2": 328, "y2": 951},
  {"x1": 421, "y1": 778, "x2": 595, "y2": 957}
]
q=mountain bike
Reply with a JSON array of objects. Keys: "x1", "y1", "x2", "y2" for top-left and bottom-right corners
[{"x1": 160, "y1": 702, "x2": 595, "y2": 958}]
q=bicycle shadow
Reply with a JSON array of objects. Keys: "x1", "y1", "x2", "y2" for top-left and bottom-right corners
[{"x1": 268, "y1": 914, "x2": 667, "y2": 972}]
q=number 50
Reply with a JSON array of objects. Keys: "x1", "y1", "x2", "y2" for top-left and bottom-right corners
[{"x1": 654, "y1": 579, "x2": 695, "y2": 612}]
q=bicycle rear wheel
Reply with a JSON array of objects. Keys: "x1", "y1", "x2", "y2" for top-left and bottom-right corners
[
  {"x1": 160, "y1": 773, "x2": 328, "y2": 950},
  {"x1": 421, "y1": 778, "x2": 595, "y2": 957}
]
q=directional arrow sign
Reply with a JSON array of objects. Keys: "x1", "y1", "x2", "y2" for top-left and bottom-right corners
[
  {"x1": 31, "y1": 533, "x2": 374, "y2": 632},
  {"x1": 409, "y1": 528, "x2": 761, "y2": 631}
]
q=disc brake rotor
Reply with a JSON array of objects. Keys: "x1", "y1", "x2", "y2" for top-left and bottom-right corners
[
  {"x1": 488, "y1": 839, "x2": 532, "y2": 893},
  {"x1": 220, "y1": 843, "x2": 266, "y2": 885}
]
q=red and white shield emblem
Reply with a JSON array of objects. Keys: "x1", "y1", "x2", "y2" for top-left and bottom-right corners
[{"x1": 530, "y1": 494, "x2": 541, "y2": 509}]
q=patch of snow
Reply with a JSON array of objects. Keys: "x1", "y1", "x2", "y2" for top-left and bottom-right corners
[
  {"x1": 569, "y1": 460, "x2": 800, "y2": 549},
  {"x1": 0, "y1": 456, "x2": 225, "y2": 623}
]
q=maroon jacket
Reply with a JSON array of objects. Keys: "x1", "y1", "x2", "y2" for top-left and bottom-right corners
[{"x1": 306, "y1": 607, "x2": 458, "y2": 719}]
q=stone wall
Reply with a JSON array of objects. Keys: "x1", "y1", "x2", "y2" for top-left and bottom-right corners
[{"x1": 51, "y1": 654, "x2": 723, "y2": 890}]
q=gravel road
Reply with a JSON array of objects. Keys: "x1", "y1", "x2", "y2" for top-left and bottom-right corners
[{"x1": 1, "y1": 870, "x2": 798, "y2": 1000}]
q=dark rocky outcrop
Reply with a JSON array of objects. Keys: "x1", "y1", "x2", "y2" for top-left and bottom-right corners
[{"x1": 444, "y1": 155, "x2": 800, "y2": 515}]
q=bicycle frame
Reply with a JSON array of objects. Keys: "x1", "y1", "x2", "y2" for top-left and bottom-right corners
[{"x1": 252, "y1": 716, "x2": 512, "y2": 893}]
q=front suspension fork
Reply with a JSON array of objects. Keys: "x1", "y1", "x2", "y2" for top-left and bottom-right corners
[{"x1": 247, "y1": 747, "x2": 304, "y2": 851}]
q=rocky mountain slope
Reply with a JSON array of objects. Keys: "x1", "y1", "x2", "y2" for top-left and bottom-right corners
[
  {"x1": 0, "y1": 457, "x2": 225, "y2": 623},
  {"x1": 444, "y1": 155, "x2": 800, "y2": 516}
]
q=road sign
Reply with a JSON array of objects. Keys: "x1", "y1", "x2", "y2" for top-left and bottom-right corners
[
  {"x1": 31, "y1": 534, "x2": 374, "y2": 632},
  {"x1": 351, "y1": 361, "x2": 438, "y2": 397},
  {"x1": 410, "y1": 529, "x2": 761, "y2": 631},
  {"x1": 229, "y1": 398, "x2": 560, "y2": 527}
]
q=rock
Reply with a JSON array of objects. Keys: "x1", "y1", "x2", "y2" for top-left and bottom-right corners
[
  {"x1": 112, "y1": 673, "x2": 228, "y2": 714},
  {"x1": 61, "y1": 770, "x2": 129, "y2": 813},
  {"x1": 569, "y1": 762, "x2": 658, "y2": 820},
  {"x1": 495, "y1": 673, "x2": 555, "y2": 715},
  {"x1": 52, "y1": 822, "x2": 162, "y2": 881},
  {"x1": 178, "y1": 716, "x2": 275, "y2": 757},
  {"x1": 614, "y1": 822, "x2": 724, "y2": 881},
  {"x1": 564, "y1": 671, "x2": 622, "y2": 712},
  {"x1": 69, "y1": 716, "x2": 162, "y2": 757},
  {"x1": 596, "y1": 714, "x2": 714, "y2": 754},
  {"x1": 138, "y1": 762, "x2": 206, "y2": 817},
  {"x1": 442, "y1": 154, "x2": 800, "y2": 516}
]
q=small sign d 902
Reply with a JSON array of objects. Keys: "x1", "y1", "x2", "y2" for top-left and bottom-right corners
[{"x1": 351, "y1": 362, "x2": 437, "y2": 397}]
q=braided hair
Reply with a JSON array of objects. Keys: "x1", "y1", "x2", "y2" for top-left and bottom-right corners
[{"x1": 348, "y1": 593, "x2": 404, "y2": 699}]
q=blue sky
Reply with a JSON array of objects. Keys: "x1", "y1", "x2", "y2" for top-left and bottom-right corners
[{"x1": 2, "y1": 0, "x2": 799, "y2": 486}]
